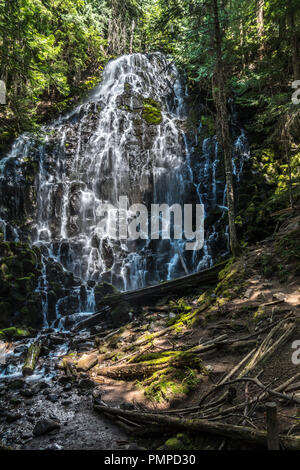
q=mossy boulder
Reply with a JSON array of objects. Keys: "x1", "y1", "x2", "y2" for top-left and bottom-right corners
[
  {"x1": 137, "y1": 350, "x2": 205, "y2": 403},
  {"x1": 0, "y1": 326, "x2": 31, "y2": 340},
  {"x1": 164, "y1": 437, "x2": 184, "y2": 450},
  {"x1": 94, "y1": 282, "x2": 120, "y2": 306}
]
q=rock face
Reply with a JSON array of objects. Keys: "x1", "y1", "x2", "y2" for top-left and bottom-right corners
[
  {"x1": 0, "y1": 240, "x2": 90, "y2": 328},
  {"x1": 0, "y1": 241, "x2": 42, "y2": 327},
  {"x1": 0, "y1": 52, "x2": 251, "y2": 327}
]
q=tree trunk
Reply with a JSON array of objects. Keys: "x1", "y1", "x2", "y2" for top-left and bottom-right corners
[
  {"x1": 287, "y1": 8, "x2": 300, "y2": 80},
  {"x1": 257, "y1": 0, "x2": 265, "y2": 60},
  {"x1": 211, "y1": 0, "x2": 240, "y2": 257},
  {"x1": 129, "y1": 20, "x2": 135, "y2": 54}
]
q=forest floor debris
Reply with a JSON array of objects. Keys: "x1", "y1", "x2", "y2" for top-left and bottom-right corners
[{"x1": 1, "y1": 220, "x2": 300, "y2": 449}]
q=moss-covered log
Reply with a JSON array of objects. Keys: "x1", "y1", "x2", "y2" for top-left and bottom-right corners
[
  {"x1": 96, "y1": 350, "x2": 204, "y2": 380},
  {"x1": 22, "y1": 340, "x2": 41, "y2": 376},
  {"x1": 96, "y1": 362, "x2": 163, "y2": 380}
]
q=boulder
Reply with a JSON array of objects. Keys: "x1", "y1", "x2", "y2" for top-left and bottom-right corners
[{"x1": 33, "y1": 418, "x2": 60, "y2": 437}]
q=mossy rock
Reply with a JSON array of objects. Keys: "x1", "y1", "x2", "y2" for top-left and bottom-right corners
[
  {"x1": 0, "y1": 326, "x2": 31, "y2": 340},
  {"x1": 200, "y1": 115, "x2": 216, "y2": 136},
  {"x1": 16, "y1": 273, "x2": 36, "y2": 295},
  {"x1": 142, "y1": 98, "x2": 162, "y2": 125},
  {"x1": 94, "y1": 282, "x2": 122, "y2": 309},
  {"x1": 142, "y1": 365, "x2": 201, "y2": 403},
  {"x1": 95, "y1": 282, "x2": 120, "y2": 299},
  {"x1": 164, "y1": 437, "x2": 184, "y2": 450},
  {"x1": 7, "y1": 379, "x2": 25, "y2": 390}
]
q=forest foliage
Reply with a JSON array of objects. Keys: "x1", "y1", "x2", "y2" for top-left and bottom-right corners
[{"x1": 0, "y1": 0, "x2": 300, "y2": 208}]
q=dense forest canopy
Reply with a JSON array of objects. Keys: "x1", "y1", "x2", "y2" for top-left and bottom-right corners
[
  {"x1": 0, "y1": 0, "x2": 300, "y2": 230},
  {"x1": 1, "y1": 1, "x2": 299, "y2": 128}
]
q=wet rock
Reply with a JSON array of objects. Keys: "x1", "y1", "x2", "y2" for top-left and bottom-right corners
[
  {"x1": 49, "y1": 335, "x2": 66, "y2": 345},
  {"x1": 7, "y1": 378, "x2": 25, "y2": 390},
  {"x1": 78, "y1": 378, "x2": 95, "y2": 390},
  {"x1": 20, "y1": 386, "x2": 38, "y2": 398},
  {"x1": 76, "y1": 353, "x2": 98, "y2": 372},
  {"x1": 58, "y1": 375, "x2": 72, "y2": 386},
  {"x1": 33, "y1": 418, "x2": 60, "y2": 437},
  {"x1": 62, "y1": 400, "x2": 72, "y2": 406},
  {"x1": 46, "y1": 394, "x2": 60, "y2": 403},
  {"x1": 14, "y1": 345, "x2": 27, "y2": 354},
  {"x1": 5, "y1": 411, "x2": 22, "y2": 423},
  {"x1": 63, "y1": 383, "x2": 72, "y2": 391},
  {"x1": 9, "y1": 396, "x2": 22, "y2": 405},
  {"x1": 38, "y1": 380, "x2": 51, "y2": 390}
]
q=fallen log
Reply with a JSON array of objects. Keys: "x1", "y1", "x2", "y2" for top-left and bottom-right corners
[
  {"x1": 73, "y1": 261, "x2": 227, "y2": 332},
  {"x1": 22, "y1": 340, "x2": 41, "y2": 376},
  {"x1": 97, "y1": 260, "x2": 228, "y2": 308},
  {"x1": 96, "y1": 362, "x2": 163, "y2": 380},
  {"x1": 93, "y1": 404, "x2": 300, "y2": 450}
]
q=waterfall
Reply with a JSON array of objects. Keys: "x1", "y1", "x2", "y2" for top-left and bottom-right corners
[{"x1": 0, "y1": 52, "x2": 251, "y2": 326}]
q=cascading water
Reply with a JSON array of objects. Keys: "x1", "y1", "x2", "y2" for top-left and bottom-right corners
[{"x1": 0, "y1": 52, "x2": 250, "y2": 327}]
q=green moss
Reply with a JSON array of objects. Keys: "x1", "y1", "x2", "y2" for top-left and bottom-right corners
[
  {"x1": 165, "y1": 438, "x2": 184, "y2": 450},
  {"x1": 16, "y1": 273, "x2": 36, "y2": 294},
  {"x1": 0, "y1": 327, "x2": 31, "y2": 340},
  {"x1": 253, "y1": 306, "x2": 268, "y2": 322},
  {"x1": 124, "y1": 82, "x2": 132, "y2": 93},
  {"x1": 95, "y1": 282, "x2": 120, "y2": 305},
  {"x1": 215, "y1": 258, "x2": 246, "y2": 300},
  {"x1": 136, "y1": 350, "x2": 204, "y2": 371},
  {"x1": 142, "y1": 98, "x2": 162, "y2": 125},
  {"x1": 200, "y1": 115, "x2": 215, "y2": 136},
  {"x1": 142, "y1": 366, "x2": 200, "y2": 403}
]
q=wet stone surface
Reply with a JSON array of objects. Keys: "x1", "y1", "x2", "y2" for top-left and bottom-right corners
[{"x1": 0, "y1": 334, "x2": 129, "y2": 450}]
